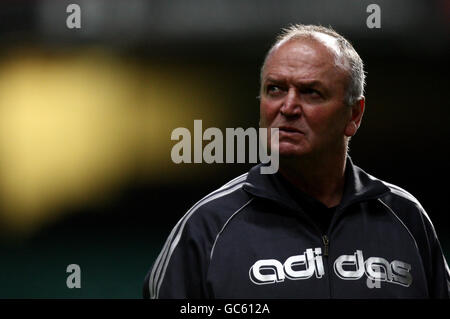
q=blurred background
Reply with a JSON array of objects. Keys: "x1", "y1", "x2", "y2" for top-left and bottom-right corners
[{"x1": 0, "y1": 0, "x2": 448, "y2": 298}]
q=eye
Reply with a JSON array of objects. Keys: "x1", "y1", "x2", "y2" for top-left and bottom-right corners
[
  {"x1": 301, "y1": 87, "x2": 321, "y2": 96},
  {"x1": 266, "y1": 85, "x2": 283, "y2": 95}
]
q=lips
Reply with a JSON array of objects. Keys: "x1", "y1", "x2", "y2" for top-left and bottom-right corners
[{"x1": 278, "y1": 126, "x2": 304, "y2": 134}]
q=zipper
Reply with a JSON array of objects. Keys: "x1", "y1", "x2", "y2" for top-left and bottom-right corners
[
  {"x1": 322, "y1": 235, "x2": 329, "y2": 257},
  {"x1": 280, "y1": 203, "x2": 333, "y2": 297},
  {"x1": 321, "y1": 234, "x2": 333, "y2": 298},
  {"x1": 249, "y1": 192, "x2": 389, "y2": 299}
]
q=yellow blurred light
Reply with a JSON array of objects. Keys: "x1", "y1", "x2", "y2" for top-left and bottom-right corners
[
  {"x1": 0, "y1": 50, "x2": 139, "y2": 233},
  {"x1": 0, "y1": 48, "x2": 229, "y2": 236}
]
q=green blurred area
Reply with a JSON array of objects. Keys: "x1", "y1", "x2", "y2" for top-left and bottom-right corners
[{"x1": 0, "y1": 230, "x2": 163, "y2": 298}]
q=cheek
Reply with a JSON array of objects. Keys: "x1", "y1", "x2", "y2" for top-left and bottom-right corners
[
  {"x1": 259, "y1": 101, "x2": 278, "y2": 127},
  {"x1": 305, "y1": 107, "x2": 346, "y2": 135},
  {"x1": 303, "y1": 107, "x2": 328, "y2": 129}
]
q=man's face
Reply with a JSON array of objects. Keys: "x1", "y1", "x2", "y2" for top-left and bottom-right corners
[{"x1": 260, "y1": 37, "x2": 352, "y2": 159}]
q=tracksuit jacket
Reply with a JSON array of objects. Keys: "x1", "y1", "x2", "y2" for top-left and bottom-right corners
[{"x1": 144, "y1": 157, "x2": 450, "y2": 298}]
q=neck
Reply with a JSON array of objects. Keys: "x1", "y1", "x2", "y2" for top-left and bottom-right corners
[{"x1": 279, "y1": 150, "x2": 347, "y2": 208}]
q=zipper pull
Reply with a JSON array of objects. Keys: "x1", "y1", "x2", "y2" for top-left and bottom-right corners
[{"x1": 322, "y1": 235, "x2": 329, "y2": 256}]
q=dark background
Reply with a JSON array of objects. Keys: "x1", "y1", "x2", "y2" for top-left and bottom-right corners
[{"x1": 0, "y1": 0, "x2": 448, "y2": 298}]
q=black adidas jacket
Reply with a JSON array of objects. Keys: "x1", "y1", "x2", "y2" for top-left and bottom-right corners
[{"x1": 143, "y1": 157, "x2": 450, "y2": 298}]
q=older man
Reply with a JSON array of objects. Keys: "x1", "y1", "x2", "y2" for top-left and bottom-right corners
[{"x1": 144, "y1": 25, "x2": 450, "y2": 298}]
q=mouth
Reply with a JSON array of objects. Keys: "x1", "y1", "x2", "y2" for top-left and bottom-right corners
[{"x1": 278, "y1": 126, "x2": 304, "y2": 135}]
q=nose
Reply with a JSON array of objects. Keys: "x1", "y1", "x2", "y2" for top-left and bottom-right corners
[{"x1": 280, "y1": 88, "x2": 301, "y2": 118}]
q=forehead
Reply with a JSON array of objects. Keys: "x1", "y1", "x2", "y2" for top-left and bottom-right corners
[{"x1": 263, "y1": 37, "x2": 345, "y2": 84}]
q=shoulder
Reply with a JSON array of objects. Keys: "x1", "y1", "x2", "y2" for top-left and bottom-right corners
[
  {"x1": 380, "y1": 180, "x2": 421, "y2": 206},
  {"x1": 379, "y1": 180, "x2": 428, "y2": 217},
  {"x1": 189, "y1": 171, "x2": 252, "y2": 220},
  {"x1": 174, "y1": 172, "x2": 253, "y2": 243},
  {"x1": 377, "y1": 179, "x2": 436, "y2": 237},
  {"x1": 145, "y1": 172, "x2": 254, "y2": 299}
]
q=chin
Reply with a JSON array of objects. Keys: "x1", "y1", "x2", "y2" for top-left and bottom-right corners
[
  {"x1": 276, "y1": 141, "x2": 309, "y2": 157},
  {"x1": 278, "y1": 147, "x2": 307, "y2": 159}
]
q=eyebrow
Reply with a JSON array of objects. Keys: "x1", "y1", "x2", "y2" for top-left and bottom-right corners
[{"x1": 264, "y1": 77, "x2": 325, "y2": 89}]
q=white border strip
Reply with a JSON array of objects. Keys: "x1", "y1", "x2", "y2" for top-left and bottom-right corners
[
  {"x1": 149, "y1": 173, "x2": 248, "y2": 297},
  {"x1": 150, "y1": 178, "x2": 247, "y2": 298},
  {"x1": 382, "y1": 181, "x2": 435, "y2": 235},
  {"x1": 378, "y1": 198, "x2": 420, "y2": 254},
  {"x1": 209, "y1": 198, "x2": 254, "y2": 261}
]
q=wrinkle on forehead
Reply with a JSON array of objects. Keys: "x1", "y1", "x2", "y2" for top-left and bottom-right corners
[{"x1": 262, "y1": 35, "x2": 350, "y2": 96}]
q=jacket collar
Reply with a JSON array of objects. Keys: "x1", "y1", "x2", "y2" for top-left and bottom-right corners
[{"x1": 243, "y1": 155, "x2": 390, "y2": 213}]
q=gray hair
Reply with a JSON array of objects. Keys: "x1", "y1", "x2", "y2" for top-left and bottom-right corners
[{"x1": 260, "y1": 24, "x2": 366, "y2": 106}]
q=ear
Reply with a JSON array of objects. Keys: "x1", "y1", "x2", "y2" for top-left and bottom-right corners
[{"x1": 344, "y1": 97, "x2": 365, "y2": 137}]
